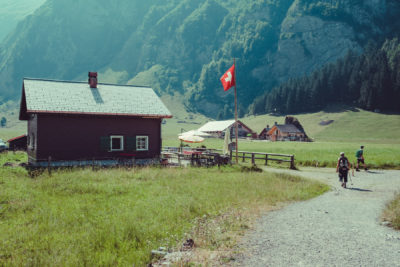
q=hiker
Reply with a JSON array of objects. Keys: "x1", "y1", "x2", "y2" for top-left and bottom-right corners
[
  {"x1": 336, "y1": 152, "x2": 351, "y2": 188},
  {"x1": 355, "y1": 145, "x2": 367, "y2": 171}
]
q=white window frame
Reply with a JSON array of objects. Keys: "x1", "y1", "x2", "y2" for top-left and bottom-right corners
[
  {"x1": 136, "y1": 136, "x2": 149, "y2": 151},
  {"x1": 110, "y1": 135, "x2": 124, "y2": 152}
]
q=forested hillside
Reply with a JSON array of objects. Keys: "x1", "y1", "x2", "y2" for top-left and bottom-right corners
[
  {"x1": 248, "y1": 38, "x2": 400, "y2": 115},
  {"x1": 1, "y1": 0, "x2": 400, "y2": 117}
]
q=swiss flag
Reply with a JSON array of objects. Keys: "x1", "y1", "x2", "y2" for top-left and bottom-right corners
[{"x1": 220, "y1": 64, "x2": 235, "y2": 91}]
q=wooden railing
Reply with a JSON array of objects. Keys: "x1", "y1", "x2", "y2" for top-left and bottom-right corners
[
  {"x1": 162, "y1": 147, "x2": 295, "y2": 169},
  {"x1": 230, "y1": 150, "x2": 295, "y2": 169}
]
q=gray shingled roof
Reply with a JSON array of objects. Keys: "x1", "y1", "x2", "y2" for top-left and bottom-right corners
[
  {"x1": 21, "y1": 78, "x2": 172, "y2": 118},
  {"x1": 275, "y1": 124, "x2": 302, "y2": 133}
]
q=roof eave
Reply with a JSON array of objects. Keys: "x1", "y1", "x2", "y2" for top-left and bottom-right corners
[
  {"x1": 26, "y1": 110, "x2": 173, "y2": 119},
  {"x1": 19, "y1": 84, "x2": 29, "y2": 121}
]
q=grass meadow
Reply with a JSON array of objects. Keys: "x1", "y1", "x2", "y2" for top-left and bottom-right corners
[{"x1": 0, "y1": 152, "x2": 328, "y2": 266}]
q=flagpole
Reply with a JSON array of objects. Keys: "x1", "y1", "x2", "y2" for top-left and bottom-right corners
[{"x1": 234, "y1": 58, "x2": 238, "y2": 164}]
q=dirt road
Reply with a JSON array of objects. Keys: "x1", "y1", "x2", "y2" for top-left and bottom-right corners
[{"x1": 233, "y1": 168, "x2": 400, "y2": 266}]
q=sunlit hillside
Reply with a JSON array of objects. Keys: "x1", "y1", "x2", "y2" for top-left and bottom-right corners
[{"x1": 241, "y1": 107, "x2": 400, "y2": 144}]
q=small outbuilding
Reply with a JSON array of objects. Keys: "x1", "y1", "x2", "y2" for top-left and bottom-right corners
[
  {"x1": 19, "y1": 72, "x2": 172, "y2": 166},
  {"x1": 7, "y1": 134, "x2": 27, "y2": 151}
]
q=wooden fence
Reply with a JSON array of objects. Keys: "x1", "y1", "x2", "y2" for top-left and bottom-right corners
[
  {"x1": 231, "y1": 150, "x2": 295, "y2": 169},
  {"x1": 162, "y1": 147, "x2": 295, "y2": 169}
]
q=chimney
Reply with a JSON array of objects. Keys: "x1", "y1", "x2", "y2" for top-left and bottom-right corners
[{"x1": 88, "y1": 72, "x2": 98, "y2": 88}]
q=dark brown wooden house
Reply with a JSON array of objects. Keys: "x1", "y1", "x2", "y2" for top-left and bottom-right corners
[
  {"x1": 7, "y1": 134, "x2": 27, "y2": 151},
  {"x1": 19, "y1": 73, "x2": 172, "y2": 167}
]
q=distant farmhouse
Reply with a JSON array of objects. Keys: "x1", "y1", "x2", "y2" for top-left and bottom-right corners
[
  {"x1": 19, "y1": 72, "x2": 172, "y2": 166},
  {"x1": 259, "y1": 116, "x2": 309, "y2": 142},
  {"x1": 198, "y1": 120, "x2": 257, "y2": 139}
]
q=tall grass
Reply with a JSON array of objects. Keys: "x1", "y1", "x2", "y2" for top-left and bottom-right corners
[
  {"x1": 0, "y1": 165, "x2": 328, "y2": 266},
  {"x1": 383, "y1": 193, "x2": 400, "y2": 230},
  {"x1": 0, "y1": 151, "x2": 26, "y2": 166}
]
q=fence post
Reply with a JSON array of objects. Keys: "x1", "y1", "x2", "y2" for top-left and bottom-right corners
[
  {"x1": 290, "y1": 155, "x2": 295, "y2": 169},
  {"x1": 48, "y1": 156, "x2": 52, "y2": 176},
  {"x1": 230, "y1": 150, "x2": 233, "y2": 161},
  {"x1": 265, "y1": 154, "x2": 268, "y2": 166},
  {"x1": 178, "y1": 153, "x2": 181, "y2": 166},
  {"x1": 242, "y1": 152, "x2": 245, "y2": 162},
  {"x1": 251, "y1": 153, "x2": 255, "y2": 165}
]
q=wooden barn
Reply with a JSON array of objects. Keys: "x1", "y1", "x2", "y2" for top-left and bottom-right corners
[
  {"x1": 267, "y1": 124, "x2": 306, "y2": 141},
  {"x1": 197, "y1": 120, "x2": 257, "y2": 138},
  {"x1": 19, "y1": 72, "x2": 172, "y2": 167},
  {"x1": 7, "y1": 134, "x2": 27, "y2": 151}
]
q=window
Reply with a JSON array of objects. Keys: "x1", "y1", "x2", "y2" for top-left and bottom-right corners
[
  {"x1": 110, "y1": 136, "x2": 124, "y2": 151},
  {"x1": 136, "y1": 136, "x2": 148, "y2": 151}
]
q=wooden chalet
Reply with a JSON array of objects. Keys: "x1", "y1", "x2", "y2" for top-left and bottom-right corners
[
  {"x1": 258, "y1": 125, "x2": 271, "y2": 140},
  {"x1": 197, "y1": 120, "x2": 257, "y2": 138},
  {"x1": 267, "y1": 124, "x2": 306, "y2": 141},
  {"x1": 19, "y1": 72, "x2": 172, "y2": 167}
]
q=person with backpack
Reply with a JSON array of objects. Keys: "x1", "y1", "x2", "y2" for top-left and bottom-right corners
[
  {"x1": 355, "y1": 145, "x2": 367, "y2": 171},
  {"x1": 336, "y1": 152, "x2": 351, "y2": 188}
]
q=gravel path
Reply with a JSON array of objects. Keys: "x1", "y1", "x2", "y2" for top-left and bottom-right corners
[{"x1": 233, "y1": 168, "x2": 400, "y2": 266}]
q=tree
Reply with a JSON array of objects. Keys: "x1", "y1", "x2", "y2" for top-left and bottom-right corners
[{"x1": 0, "y1": 117, "x2": 6, "y2": 127}]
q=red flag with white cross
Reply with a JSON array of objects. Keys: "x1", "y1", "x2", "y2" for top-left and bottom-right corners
[{"x1": 220, "y1": 64, "x2": 235, "y2": 91}]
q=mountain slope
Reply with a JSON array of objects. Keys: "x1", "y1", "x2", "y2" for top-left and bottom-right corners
[
  {"x1": 0, "y1": 0, "x2": 45, "y2": 42},
  {"x1": 1, "y1": 0, "x2": 400, "y2": 115}
]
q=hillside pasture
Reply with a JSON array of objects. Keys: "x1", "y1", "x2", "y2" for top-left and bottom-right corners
[
  {"x1": 241, "y1": 108, "x2": 400, "y2": 144},
  {"x1": 0, "y1": 157, "x2": 328, "y2": 266}
]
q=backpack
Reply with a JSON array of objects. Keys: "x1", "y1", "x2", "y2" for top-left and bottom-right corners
[
  {"x1": 356, "y1": 149, "x2": 363, "y2": 158},
  {"x1": 339, "y1": 157, "x2": 349, "y2": 170}
]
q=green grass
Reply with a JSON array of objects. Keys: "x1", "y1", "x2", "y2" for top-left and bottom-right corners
[
  {"x1": 163, "y1": 138, "x2": 400, "y2": 169},
  {"x1": 0, "y1": 100, "x2": 26, "y2": 141},
  {"x1": 383, "y1": 193, "x2": 400, "y2": 230},
  {"x1": 0, "y1": 154, "x2": 328, "y2": 266},
  {"x1": 0, "y1": 151, "x2": 27, "y2": 166}
]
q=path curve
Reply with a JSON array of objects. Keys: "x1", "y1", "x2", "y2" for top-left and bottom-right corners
[{"x1": 233, "y1": 168, "x2": 400, "y2": 266}]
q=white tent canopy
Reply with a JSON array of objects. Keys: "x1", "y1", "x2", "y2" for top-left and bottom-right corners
[
  {"x1": 197, "y1": 120, "x2": 235, "y2": 133},
  {"x1": 178, "y1": 130, "x2": 211, "y2": 137},
  {"x1": 178, "y1": 135, "x2": 204, "y2": 143}
]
